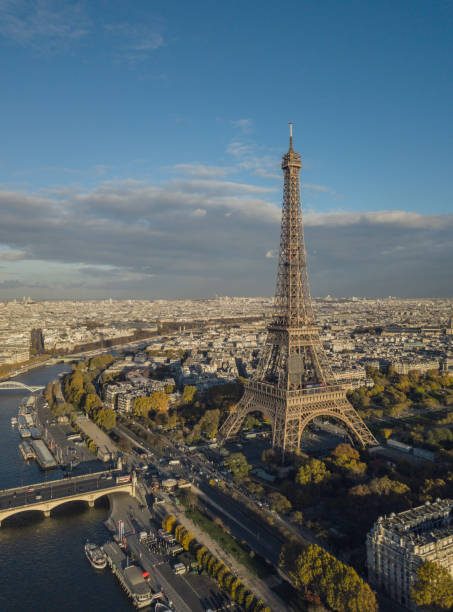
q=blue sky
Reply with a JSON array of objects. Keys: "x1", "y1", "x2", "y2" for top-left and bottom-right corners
[{"x1": 0, "y1": 0, "x2": 452, "y2": 299}]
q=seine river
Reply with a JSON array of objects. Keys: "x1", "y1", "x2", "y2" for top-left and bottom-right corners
[{"x1": 0, "y1": 364, "x2": 131, "y2": 611}]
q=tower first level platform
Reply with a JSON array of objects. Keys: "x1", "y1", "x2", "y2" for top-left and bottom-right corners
[{"x1": 221, "y1": 380, "x2": 377, "y2": 454}]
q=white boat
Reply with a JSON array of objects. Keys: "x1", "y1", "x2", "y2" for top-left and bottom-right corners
[
  {"x1": 84, "y1": 543, "x2": 107, "y2": 570},
  {"x1": 10, "y1": 416, "x2": 18, "y2": 427},
  {"x1": 19, "y1": 426, "x2": 31, "y2": 439}
]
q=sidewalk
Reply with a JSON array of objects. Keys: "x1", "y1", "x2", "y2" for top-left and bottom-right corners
[{"x1": 166, "y1": 502, "x2": 286, "y2": 612}]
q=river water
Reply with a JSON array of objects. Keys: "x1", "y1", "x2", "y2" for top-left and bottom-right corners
[{"x1": 0, "y1": 364, "x2": 131, "y2": 611}]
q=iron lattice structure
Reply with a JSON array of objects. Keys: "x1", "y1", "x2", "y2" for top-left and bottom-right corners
[{"x1": 220, "y1": 128, "x2": 377, "y2": 455}]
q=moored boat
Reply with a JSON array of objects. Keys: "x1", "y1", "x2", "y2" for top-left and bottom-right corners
[
  {"x1": 84, "y1": 542, "x2": 107, "y2": 570},
  {"x1": 18, "y1": 426, "x2": 31, "y2": 439},
  {"x1": 19, "y1": 441, "x2": 36, "y2": 460}
]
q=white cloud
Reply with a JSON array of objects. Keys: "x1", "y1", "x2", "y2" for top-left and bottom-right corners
[
  {"x1": 104, "y1": 21, "x2": 165, "y2": 63},
  {"x1": 191, "y1": 208, "x2": 207, "y2": 217},
  {"x1": 226, "y1": 140, "x2": 255, "y2": 158},
  {"x1": 226, "y1": 139, "x2": 281, "y2": 180},
  {"x1": 303, "y1": 210, "x2": 452, "y2": 230},
  {"x1": 0, "y1": 0, "x2": 91, "y2": 53},
  {"x1": 0, "y1": 176, "x2": 451, "y2": 298},
  {"x1": 231, "y1": 118, "x2": 253, "y2": 134},
  {"x1": 0, "y1": 248, "x2": 28, "y2": 261},
  {"x1": 172, "y1": 164, "x2": 232, "y2": 178},
  {"x1": 303, "y1": 183, "x2": 337, "y2": 196}
]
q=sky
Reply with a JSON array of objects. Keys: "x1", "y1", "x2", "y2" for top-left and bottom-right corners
[{"x1": 0, "y1": 0, "x2": 452, "y2": 300}]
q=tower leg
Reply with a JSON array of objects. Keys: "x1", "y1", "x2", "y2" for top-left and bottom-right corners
[{"x1": 219, "y1": 392, "x2": 254, "y2": 440}]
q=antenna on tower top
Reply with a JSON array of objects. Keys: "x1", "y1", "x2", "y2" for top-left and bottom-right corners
[{"x1": 289, "y1": 122, "x2": 293, "y2": 149}]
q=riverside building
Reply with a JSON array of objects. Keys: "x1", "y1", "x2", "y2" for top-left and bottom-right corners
[{"x1": 367, "y1": 499, "x2": 453, "y2": 609}]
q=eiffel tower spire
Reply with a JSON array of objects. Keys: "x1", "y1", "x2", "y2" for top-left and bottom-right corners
[{"x1": 220, "y1": 127, "x2": 377, "y2": 456}]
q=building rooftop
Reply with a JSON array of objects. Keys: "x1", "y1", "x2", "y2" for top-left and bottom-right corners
[{"x1": 378, "y1": 499, "x2": 452, "y2": 536}]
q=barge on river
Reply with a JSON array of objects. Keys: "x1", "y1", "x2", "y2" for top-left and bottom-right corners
[{"x1": 103, "y1": 540, "x2": 162, "y2": 609}]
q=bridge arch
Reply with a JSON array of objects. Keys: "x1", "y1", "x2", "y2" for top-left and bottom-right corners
[
  {"x1": 0, "y1": 485, "x2": 134, "y2": 526},
  {"x1": 0, "y1": 507, "x2": 44, "y2": 526},
  {"x1": 0, "y1": 381, "x2": 44, "y2": 392}
]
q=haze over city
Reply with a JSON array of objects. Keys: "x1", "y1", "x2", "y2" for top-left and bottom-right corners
[{"x1": 0, "y1": 0, "x2": 451, "y2": 300}]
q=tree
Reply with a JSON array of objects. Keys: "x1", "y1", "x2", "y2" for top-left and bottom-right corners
[
  {"x1": 292, "y1": 544, "x2": 377, "y2": 612},
  {"x1": 134, "y1": 391, "x2": 169, "y2": 417},
  {"x1": 331, "y1": 443, "x2": 367, "y2": 477},
  {"x1": 182, "y1": 385, "x2": 197, "y2": 405},
  {"x1": 410, "y1": 561, "x2": 453, "y2": 610},
  {"x1": 296, "y1": 458, "x2": 331, "y2": 486},
  {"x1": 64, "y1": 369, "x2": 85, "y2": 407},
  {"x1": 149, "y1": 390, "x2": 169, "y2": 412},
  {"x1": 245, "y1": 480, "x2": 264, "y2": 497},
  {"x1": 52, "y1": 402, "x2": 74, "y2": 417},
  {"x1": 380, "y1": 428, "x2": 393, "y2": 440},
  {"x1": 84, "y1": 393, "x2": 103, "y2": 416},
  {"x1": 292, "y1": 510, "x2": 304, "y2": 525},
  {"x1": 95, "y1": 407, "x2": 116, "y2": 430},
  {"x1": 134, "y1": 396, "x2": 153, "y2": 418},
  {"x1": 88, "y1": 354, "x2": 115, "y2": 371},
  {"x1": 261, "y1": 448, "x2": 279, "y2": 465},
  {"x1": 269, "y1": 491, "x2": 292, "y2": 514},
  {"x1": 167, "y1": 412, "x2": 177, "y2": 429},
  {"x1": 224, "y1": 452, "x2": 251, "y2": 481},
  {"x1": 368, "y1": 476, "x2": 410, "y2": 496},
  {"x1": 198, "y1": 409, "x2": 220, "y2": 439}
]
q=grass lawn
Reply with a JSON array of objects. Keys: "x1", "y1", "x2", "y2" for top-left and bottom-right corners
[{"x1": 186, "y1": 507, "x2": 272, "y2": 579}]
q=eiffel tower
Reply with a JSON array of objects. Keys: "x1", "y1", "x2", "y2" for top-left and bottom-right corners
[{"x1": 220, "y1": 125, "x2": 377, "y2": 456}]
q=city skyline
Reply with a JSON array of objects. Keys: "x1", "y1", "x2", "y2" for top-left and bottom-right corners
[{"x1": 0, "y1": 1, "x2": 452, "y2": 299}]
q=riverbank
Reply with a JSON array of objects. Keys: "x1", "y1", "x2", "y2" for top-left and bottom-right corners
[
  {"x1": 0, "y1": 331, "x2": 165, "y2": 384},
  {"x1": 0, "y1": 362, "x2": 129, "y2": 611}
]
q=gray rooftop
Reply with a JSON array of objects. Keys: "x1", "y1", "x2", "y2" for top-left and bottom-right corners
[{"x1": 378, "y1": 499, "x2": 452, "y2": 536}]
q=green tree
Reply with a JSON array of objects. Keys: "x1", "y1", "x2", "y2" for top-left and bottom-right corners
[
  {"x1": 268, "y1": 491, "x2": 292, "y2": 514},
  {"x1": 292, "y1": 510, "x2": 304, "y2": 525},
  {"x1": 368, "y1": 475, "x2": 410, "y2": 496},
  {"x1": 134, "y1": 396, "x2": 152, "y2": 418},
  {"x1": 64, "y1": 369, "x2": 85, "y2": 407},
  {"x1": 95, "y1": 407, "x2": 116, "y2": 430},
  {"x1": 296, "y1": 458, "x2": 331, "y2": 485},
  {"x1": 410, "y1": 561, "x2": 453, "y2": 610},
  {"x1": 224, "y1": 452, "x2": 251, "y2": 481},
  {"x1": 182, "y1": 385, "x2": 197, "y2": 405},
  {"x1": 52, "y1": 402, "x2": 74, "y2": 417},
  {"x1": 88, "y1": 354, "x2": 115, "y2": 371},
  {"x1": 84, "y1": 393, "x2": 103, "y2": 416},
  {"x1": 198, "y1": 409, "x2": 220, "y2": 439}
]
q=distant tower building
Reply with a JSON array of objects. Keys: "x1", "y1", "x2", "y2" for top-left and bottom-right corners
[
  {"x1": 220, "y1": 126, "x2": 377, "y2": 455},
  {"x1": 367, "y1": 499, "x2": 453, "y2": 609},
  {"x1": 30, "y1": 328, "x2": 45, "y2": 355}
]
